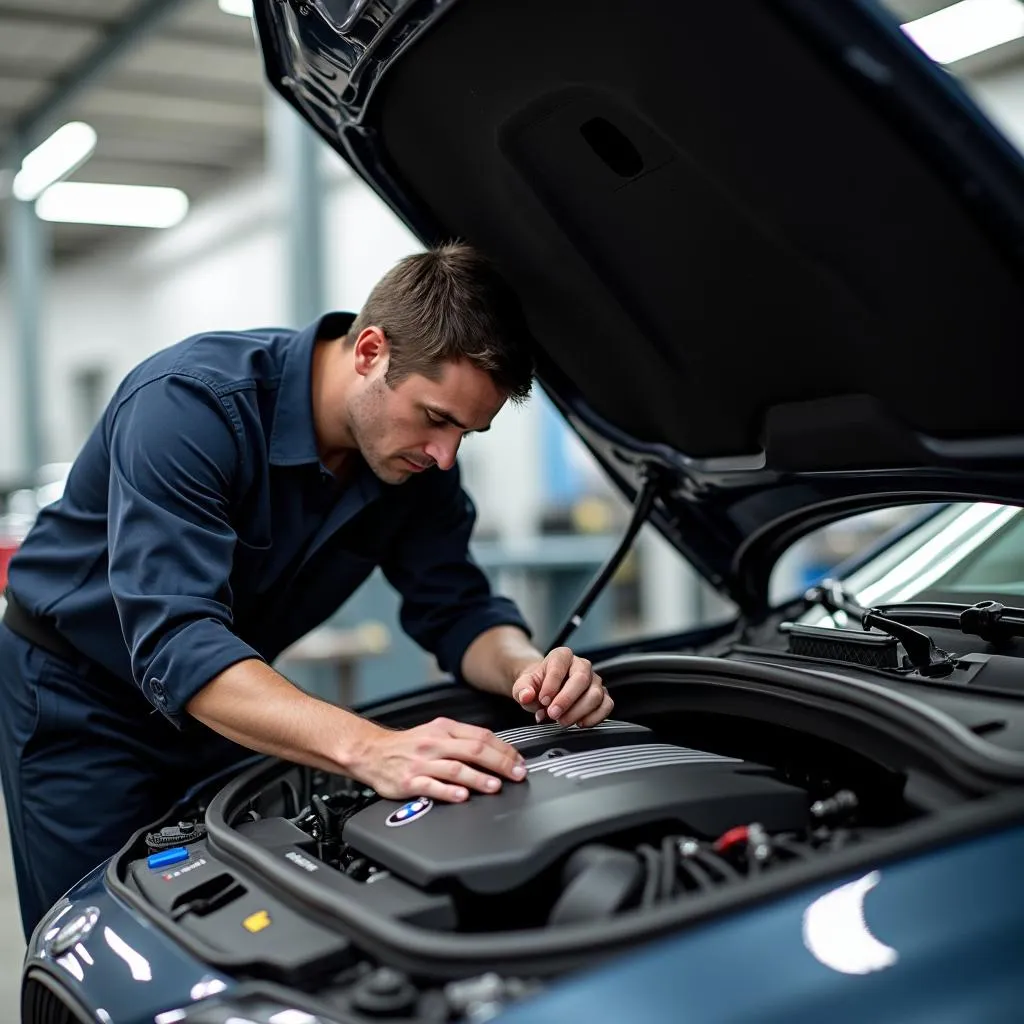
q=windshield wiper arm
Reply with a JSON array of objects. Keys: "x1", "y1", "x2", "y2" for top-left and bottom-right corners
[
  {"x1": 872, "y1": 600, "x2": 1024, "y2": 645},
  {"x1": 805, "y1": 579, "x2": 955, "y2": 677}
]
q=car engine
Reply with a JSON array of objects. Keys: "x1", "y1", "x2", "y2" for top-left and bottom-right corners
[
  {"x1": 346, "y1": 720, "x2": 805, "y2": 887},
  {"x1": 110, "y1": 711, "x2": 887, "y2": 1021},
  {"x1": 235, "y1": 720, "x2": 859, "y2": 932}
]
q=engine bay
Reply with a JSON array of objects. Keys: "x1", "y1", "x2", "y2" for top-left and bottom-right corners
[
  {"x1": 122, "y1": 711, "x2": 897, "y2": 954},
  {"x1": 262, "y1": 720, "x2": 859, "y2": 933},
  {"x1": 107, "y1": 652, "x2": 1024, "y2": 1022}
]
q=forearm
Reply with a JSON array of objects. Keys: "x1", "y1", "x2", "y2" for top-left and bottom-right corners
[
  {"x1": 185, "y1": 658, "x2": 378, "y2": 774},
  {"x1": 460, "y1": 625, "x2": 543, "y2": 698}
]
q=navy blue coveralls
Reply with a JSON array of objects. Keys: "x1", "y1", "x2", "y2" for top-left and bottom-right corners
[{"x1": 0, "y1": 312, "x2": 527, "y2": 937}]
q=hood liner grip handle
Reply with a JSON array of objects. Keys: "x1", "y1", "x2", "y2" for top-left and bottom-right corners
[{"x1": 547, "y1": 466, "x2": 664, "y2": 652}]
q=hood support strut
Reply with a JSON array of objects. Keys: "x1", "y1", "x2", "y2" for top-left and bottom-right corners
[{"x1": 548, "y1": 466, "x2": 664, "y2": 651}]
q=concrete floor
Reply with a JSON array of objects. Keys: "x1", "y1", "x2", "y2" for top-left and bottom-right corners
[{"x1": 0, "y1": 797, "x2": 22, "y2": 1021}]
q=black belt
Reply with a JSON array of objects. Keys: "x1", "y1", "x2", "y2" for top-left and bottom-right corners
[{"x1": 2, "y1": 588, "x2": 80, "y2": 662}]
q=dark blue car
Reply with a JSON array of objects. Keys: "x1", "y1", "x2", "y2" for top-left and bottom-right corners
[{"x1": 21, "y1": 1, "x2": 1024, "y2": 1021}]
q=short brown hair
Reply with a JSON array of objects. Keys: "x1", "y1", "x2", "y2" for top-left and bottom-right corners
[{"x1": 349, "y1": 243, "x2": 535, "y2": 403}]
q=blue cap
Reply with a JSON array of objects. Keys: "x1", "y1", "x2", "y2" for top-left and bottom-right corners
[{"x1": 147, "y1": 847, "x2": 189, "y2": 870}]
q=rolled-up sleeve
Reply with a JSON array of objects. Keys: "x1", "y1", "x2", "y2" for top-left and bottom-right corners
[
  {"x1": 381, "y1": 465, "x2": 530, "y2": 677},
  {"x1": 107, "y1": 374, "x2": 264, "y2": 725}
]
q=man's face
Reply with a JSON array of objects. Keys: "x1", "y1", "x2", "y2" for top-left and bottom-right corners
[{"x1": 347, "y1": 348, "x2": 507, "y2": 485}]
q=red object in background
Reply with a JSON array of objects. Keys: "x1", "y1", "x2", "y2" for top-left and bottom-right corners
[{"x1": 0, "y1": 540, "x2": 18, "y2": 592}]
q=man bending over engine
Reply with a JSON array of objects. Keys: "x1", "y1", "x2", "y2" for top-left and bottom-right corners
[{"x1": 0, "y1": 243, "x2": 611, "y2": 937}]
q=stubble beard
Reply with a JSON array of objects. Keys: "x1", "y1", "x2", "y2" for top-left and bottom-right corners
[{"x1": 348, "y1": 387, "x2": 410, "y2": 486}]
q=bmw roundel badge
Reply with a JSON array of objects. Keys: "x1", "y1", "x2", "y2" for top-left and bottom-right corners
[{"x1": 386, "y1": 797, "x2": 433, "y2": 827}]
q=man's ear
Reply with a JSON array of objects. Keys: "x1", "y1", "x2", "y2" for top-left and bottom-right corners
[{"x1": 351, "y1": 326, "x2": 390, "y2": 377}]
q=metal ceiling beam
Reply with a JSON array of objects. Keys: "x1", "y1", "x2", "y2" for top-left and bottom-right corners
[{"x1": 2, "y1": 0, "x2": 185, "y2": 168}]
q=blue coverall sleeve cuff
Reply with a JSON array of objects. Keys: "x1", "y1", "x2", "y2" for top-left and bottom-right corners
[
  {"x1": 433, "y1": 598, "x2": 532, "y2": 679},
  {"x1": 140, "y1": 617, "x2": 265, "y2": 727}
]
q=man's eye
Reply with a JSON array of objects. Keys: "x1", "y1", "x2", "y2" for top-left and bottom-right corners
[{"x1": 426, "y1": 413, "x2": 445, "y2": 427}]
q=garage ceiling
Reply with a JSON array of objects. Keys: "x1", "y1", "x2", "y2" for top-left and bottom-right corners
[
  {"x1": 0, "y1": 0, "x2": 1022, "y2": 264},
  {"x1": 0, "y1": 0, "x2": 268, "y2": 262},
  {"x1": 884, "y1": 0, "x2": 1024, "y2": 75}
]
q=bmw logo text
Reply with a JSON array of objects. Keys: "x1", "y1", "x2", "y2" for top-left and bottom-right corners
[{"x1": 386, "y1": 797, "x2": 433, "y2": 827}]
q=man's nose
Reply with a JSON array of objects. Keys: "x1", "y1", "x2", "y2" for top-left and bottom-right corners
[{"x1": 425, "y1": 435, "x2": 460, "y2": 471}]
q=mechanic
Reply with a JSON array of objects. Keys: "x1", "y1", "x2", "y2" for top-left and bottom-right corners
[{"x1": 0, "y1": 243, "x2": 612, "y2": 938}]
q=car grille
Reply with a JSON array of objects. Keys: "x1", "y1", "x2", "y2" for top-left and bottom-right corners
[{"x1": 22, "y1": 974, "x2": 89, "y2": 1024}]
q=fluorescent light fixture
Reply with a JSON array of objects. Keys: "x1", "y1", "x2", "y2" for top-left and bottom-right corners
[
  {"x1": 12, "y1": 121, "x2": 97, "y2": 201},
  {"x1": 902, "y1": 0, "x2": 1024, "y2": 65},
  {"x1": 35, "y1": 182, "x2": 189, "y2": 229},
  {"x1": 218, "y1": 0, "x2": 253, "y2": 16}
]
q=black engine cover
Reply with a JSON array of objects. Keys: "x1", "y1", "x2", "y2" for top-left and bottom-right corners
[{"x1": 343, "y1": 721, "x2": 808, "y2": 894}]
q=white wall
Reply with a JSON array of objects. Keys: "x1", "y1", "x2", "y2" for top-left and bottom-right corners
[
  {"x1": 966, "y1": 63, "x2": 1024, "y2": 153},
  {"x1": 322, "y1": 154, "x2": 421, "y2": 312},
  {"x1": 0, "y1": 150, "x2": 545, "y2": 539},
  {"x1": 23, "y1": 171, "x2": 285, "y2": 467},
  {"x1": 0, "y1": 171, "x2": 286, "y2": 473}
]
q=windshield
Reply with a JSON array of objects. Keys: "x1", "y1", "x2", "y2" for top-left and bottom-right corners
[
  {"x1": 912, "y1": 506, "x2": 1024, "y2": 601},
  {"x1": 801, "y1": 503, "x2": 1024, "y2": 623}
]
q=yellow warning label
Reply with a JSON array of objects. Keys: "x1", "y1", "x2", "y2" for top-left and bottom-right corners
[{"x1": 242, "y1": 909, "x2": 271, "y2": 933}]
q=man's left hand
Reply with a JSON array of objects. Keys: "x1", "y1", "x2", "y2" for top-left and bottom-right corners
[{"x1": 512, "y1": 647, "x2": 612, "y2": 727}]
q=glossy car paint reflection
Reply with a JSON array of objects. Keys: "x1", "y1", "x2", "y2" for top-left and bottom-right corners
[
  {"x1": 25, "y1": 860, "x2": 234, "y2": 1024},
  {"x1": 25, "y1": 819, "x2": 1024, "y2": 1024},
  {"x1": 493, "y1": 823, "x2": 1024, "y2": 1024}
]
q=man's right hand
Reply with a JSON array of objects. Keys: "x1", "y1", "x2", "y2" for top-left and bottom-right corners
[
  {"x1": 187, "y1": 662, "x2": 526, "y2": 804},
  {"x1": 346, "y1": 717, "x2": 527, "y2": 803}
]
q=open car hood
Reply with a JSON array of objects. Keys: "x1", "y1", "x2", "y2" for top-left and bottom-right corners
[{"x1": 253, "y1": 0, "x2": 1024, "y2": 614}]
